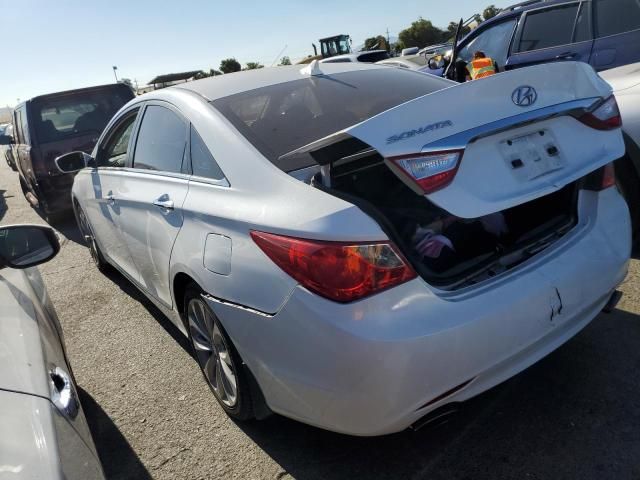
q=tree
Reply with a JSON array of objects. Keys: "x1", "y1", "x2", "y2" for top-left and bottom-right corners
[
  {"x1": 219, "y1": 58, "x2": 241, "y2": 74},
  {"x1": 279, "y1": 56, "x2": 292, "y2": 66},
  {"x1": 243, "y1": 62, "x2": 264, "y2": 70},
  {"x1": 398, "y1": 18, "x2": 444, "y2": 49},
  {"x1": 119, "y1": 78, "x2": 133, "y2": 88},
  {"x1": 364, "y1": 35, "x2": 389, "y2": 51},
  {"x1": 443, "y1": 21, "x2": 472, "y2": 42},
  {"x1": 483, "y1": 5, "x2": 502, "y2": 21}
]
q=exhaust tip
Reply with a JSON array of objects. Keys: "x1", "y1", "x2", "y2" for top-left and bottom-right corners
[{"x1": 602, "y1": 290, "x2": 622, "y2": 314}]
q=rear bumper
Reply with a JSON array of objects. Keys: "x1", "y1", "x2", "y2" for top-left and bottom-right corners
[{"x1": 208, "y1": 188, "x2": 631, "y2": 436}]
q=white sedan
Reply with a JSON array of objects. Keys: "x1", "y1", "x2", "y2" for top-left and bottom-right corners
[{"x1": 57, "y1": 61, "x2": 630, "y2": 436}]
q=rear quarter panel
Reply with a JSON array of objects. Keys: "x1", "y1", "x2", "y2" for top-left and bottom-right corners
[{"x1": 164, "y1": 89, "x2": 388, "y2": 314}]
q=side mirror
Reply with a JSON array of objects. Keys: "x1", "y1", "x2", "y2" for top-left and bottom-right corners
[
  {"x1": 428, "y1": 55, "x2": 446, "y2": 70},
  {"x1": 0, "y1": 134, "x2": 14, "y2": 145},
  {"x1": 55, "y1": 151, "x2": 95, "y2": 173},
  {"x1": 0, "y1": 225, "x2": 60, "y2": 270}
]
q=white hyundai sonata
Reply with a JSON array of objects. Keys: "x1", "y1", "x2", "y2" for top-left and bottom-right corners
[{"x1": 57, "y1": 61, "x2": 630, "y2": 436}]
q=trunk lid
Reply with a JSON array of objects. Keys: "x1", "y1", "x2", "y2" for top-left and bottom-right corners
[{"x1": 299, "y1": 62, "x2": 624, "y2": 218}]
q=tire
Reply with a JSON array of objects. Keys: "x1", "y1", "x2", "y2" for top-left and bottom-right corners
[
  {"x1": 183, "y1": 284, "x2": 254, "y2": 421},
  {"x1": 76, "y1": 204, "x2": 111, "y2": 273}
]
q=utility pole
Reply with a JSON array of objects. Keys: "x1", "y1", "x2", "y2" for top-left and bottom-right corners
[
  {"x1": 112, "y1": 66, "x2": 118, "y2": 82},
  {"x1": 386, "y1": 27, "x2": 390, "y2": 52}
]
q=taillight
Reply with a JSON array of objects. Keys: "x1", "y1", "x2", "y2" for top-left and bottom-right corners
[
  {"x1": 578, "y1": 96, "x2": 622, "y2": 130},
  {"x1": 584, "y1": 162, "x2": 616, "y2": 191},
  {"x1": 251, "y1": 231, "x2": 417, "y2": 303},
  {"x1": 389, "y1": 150, "x2": 463, "y2": 195}
]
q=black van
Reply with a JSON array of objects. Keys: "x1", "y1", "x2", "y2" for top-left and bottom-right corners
[{"x1": 1, "y1": 83, "x2": 134, "y2": 222}]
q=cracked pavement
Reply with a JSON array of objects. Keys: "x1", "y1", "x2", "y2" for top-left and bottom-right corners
[{"x1": 2, "y1": 158, "x2": 640, "y2": 479}]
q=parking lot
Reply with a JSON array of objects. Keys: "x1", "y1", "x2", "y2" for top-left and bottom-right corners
[{"x1": 1, "y1": 158, "x2": 640, "y2": 479}]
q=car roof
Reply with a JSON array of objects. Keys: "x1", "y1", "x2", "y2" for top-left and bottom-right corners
[
  {"x1": 171, "y1": 62, "x2": 386, "y2": 101},
  {"x1": 29, "y1": 83, "x2": 133, "y2": 104}
]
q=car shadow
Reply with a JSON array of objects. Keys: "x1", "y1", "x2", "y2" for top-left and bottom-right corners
[
  {"x1": 235, "y1": 386, "x2": 504, "y2": 480},
  {"x1": 78, "y1": 387, "x2": 152, "y2": 480},
  {"x1": 102, "y1": 266, "x2": 194, "y2": 359}
]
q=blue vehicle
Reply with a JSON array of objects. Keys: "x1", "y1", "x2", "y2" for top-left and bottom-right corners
[{"x1": 438, "y1": 0, "x2": 640, "y2": 81}]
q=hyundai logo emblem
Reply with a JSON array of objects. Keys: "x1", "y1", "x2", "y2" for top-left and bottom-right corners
[{"x1": 512, "y1": 85, "x2": 537, "y2": 107}]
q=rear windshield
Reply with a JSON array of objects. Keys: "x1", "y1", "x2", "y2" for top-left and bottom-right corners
[
  {"x1": 32, "y1": 87, "x2": 133, "y2": 144},
  {"x1": 212, "y1": 68, "x2": 450, "y2": 170}
]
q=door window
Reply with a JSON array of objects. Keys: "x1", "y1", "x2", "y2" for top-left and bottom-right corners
[
  {"x1": 190, "y1": 126, "x2": 226, "y2": 181},
  {"x1": 14, "y1": 107, "x2": 29, "y2": 145},
  {"x1": 574, "y1": 2, "x2": 593, "y2": 43},
  {"x1": 595, "y1": 0, "x2": 640, "y2": 37},
  {"x1": 458, "y1": 19, "x2": 517, "y2": 69},
  {"x1": 98, "y1": 112, "x2": 138, "y2": 167},
  {"x1": 133, "y1": 105, "x2": 186, "y2": 173},
  {"x1": 515, "y1": 4, "x2": 580, "y2": 53}
]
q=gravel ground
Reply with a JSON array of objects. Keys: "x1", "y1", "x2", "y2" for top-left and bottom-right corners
[{"x1": 2, "y1": 159, "x2": 640, "y2": 480}]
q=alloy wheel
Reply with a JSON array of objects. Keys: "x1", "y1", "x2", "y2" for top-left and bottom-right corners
[{"x1": 187, "y1": 298, "x2": 238, "y2": 407}]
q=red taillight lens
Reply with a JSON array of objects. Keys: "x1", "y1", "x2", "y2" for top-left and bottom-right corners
[
  {"x1": 251, "y1": 231, "x2": 417, "y2": 303},
  {"x1": 601, "y1": 162, "x2": 616, "y2": 189},
  {"x1": 389, "y1": 150, "x2": 463, "y2": 194},
  {"x1": 578, "y1": 96, "x2": 622, "y2": 130},
  {"x1": 584, "y1": 162, "x2": 616, "y2": 191}
]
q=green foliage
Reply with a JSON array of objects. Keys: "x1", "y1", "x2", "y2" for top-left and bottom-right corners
[
  {"x1": 364, "y1": 35, "x2": 389, "y2": 51},
  {"x1": 483, "y1": 5, "x2": 502, "y2": 21},
  {"x1": 279, "y1": 56, "x2": 292, "y2": 66},
  {"x1": 194, "y1": 69, "x2": 222, "y2": 79},
  {"x1": 243, "y1": 62, "x2": 264, "y2": 70},
  {"x1": 398, "y1": 18, "x2": 444, "y2": 49},
  {"x1": 219, "y1": 58, "x2": 242, "y2": 74}
]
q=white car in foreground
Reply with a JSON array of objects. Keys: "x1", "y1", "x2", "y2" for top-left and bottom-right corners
[
  {"x1": 0, "y1": 225, "x2": 104, "y2": 479},
  {"x1": 57, "y1": 61, "x2": 630, "y2": 436}
]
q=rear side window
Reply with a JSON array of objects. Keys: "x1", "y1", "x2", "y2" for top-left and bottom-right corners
[
  {"x1": 190, "y1": 126, "x2": 226, "y2": 181},
  {"x1": 516, "y1": 4, "x2": 580, "y2": 52},
  {"x1": 31, "y1": 87, "x2": 132, "y2": 144},
  {"x1": 133, "y1": 105, "x2": 186, "y2": 173},
  {"x1": 595, "y1": 0, "x2": 640, "y2": 37},
  {"x1": 212, "y1": 68, "x2": 451, "y2": 170}
]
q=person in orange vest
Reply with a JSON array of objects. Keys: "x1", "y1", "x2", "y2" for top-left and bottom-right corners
[{"x1": 465, "y1": 51, "x2": 498, "y2": 80}]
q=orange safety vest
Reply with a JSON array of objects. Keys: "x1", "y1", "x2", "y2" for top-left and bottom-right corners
[{"x1": 467, "y1": 57, "x2": 496, "y2": 80}]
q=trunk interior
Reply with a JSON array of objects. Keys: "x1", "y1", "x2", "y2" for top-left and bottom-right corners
[{"x1": 322, "y1": 152, "x2": 579, "y2": 290}]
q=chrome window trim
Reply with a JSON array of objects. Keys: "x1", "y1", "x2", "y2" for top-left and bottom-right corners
[
  {"x1": 420, "y1": 97, "x2": 600, "y2": 152},
  {"x1": 188, "y1": 174, "x2": 230, "y2": 187}
]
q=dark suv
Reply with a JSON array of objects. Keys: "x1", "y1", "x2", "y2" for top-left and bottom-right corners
[
  {"x1": 2, "y1": 84, "x2": 134, "y2": 222},
  {"x1": 445, "y1": 0, "x2": 640, "y2": 79}
]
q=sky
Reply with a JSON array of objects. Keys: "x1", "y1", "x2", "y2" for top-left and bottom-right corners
[{"x1": 0, "y1": 0, "x2": 510, "y2": 107}]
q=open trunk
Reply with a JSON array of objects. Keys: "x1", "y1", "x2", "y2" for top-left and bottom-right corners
[
  {"x1": 281, "y1": 62, "x2": 624, "y2": 289},
  {"x1": 324, "y1": 153, "x2": 579, "y2": 290}
]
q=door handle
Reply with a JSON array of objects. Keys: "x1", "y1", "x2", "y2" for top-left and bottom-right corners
[
  {"x1": 555, "y1": 52, "x2": 577, "y2": 60},
  {"x1": 153, "y1": 196, "x2": 174, "y2": 210},
  {"x1": 105, "y1": 192, "x2": 115, "y2": 205}
]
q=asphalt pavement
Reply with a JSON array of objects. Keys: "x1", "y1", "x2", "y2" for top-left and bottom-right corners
[{"x1": 2, "y1": 159, "x2": 640, "y2": 479}]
